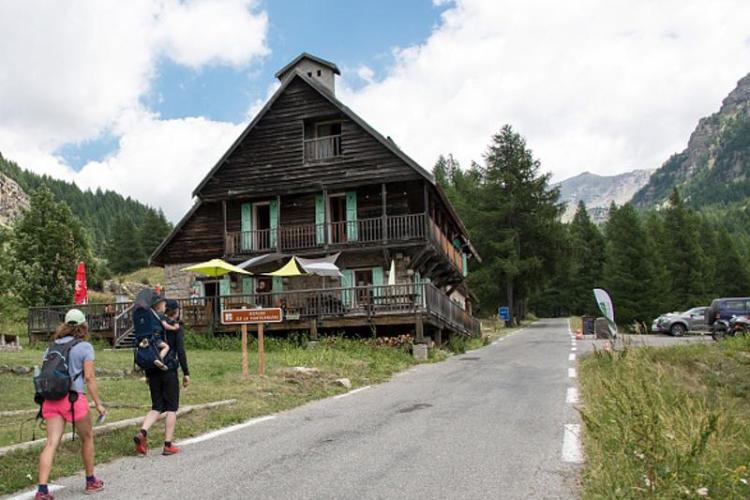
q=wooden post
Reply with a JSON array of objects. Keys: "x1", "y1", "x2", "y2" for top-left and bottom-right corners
[
  {"x1": 415, "y1": 314, "x2": 424, "y2": 343},
  {"x1": 323, "y1": 188, "x2": 329, "y2": 249},
  {"x1": 381, "y1": 183, "x2": 387, "y2": 243},
  {"x1": 310, "y1": 318, "x2": 319, "y2": 340},
  {"x1": 222, "y1": 200, "x2": 228, "y2": 257},
  {"x1": 241, "y1": 323, "x2": 249, "y2": 378},
  {"x1": 258, "y1": 323, "x2": 266, "y2": 375},
  {"x1": 275, "y1": 195, "x2": 282, "y2": 253}
]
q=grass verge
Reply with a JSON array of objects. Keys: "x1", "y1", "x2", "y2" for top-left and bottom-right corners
[{"x1": 578, "y1": 335, "x2": 750, "y2": 499}]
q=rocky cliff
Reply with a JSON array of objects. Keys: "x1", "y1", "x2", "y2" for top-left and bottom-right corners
[
  {"x1": 555, "y1": 169, "x2": 654, "y2": 223},
  {"x1": 632, "y1": 72, "x2": 750, "y2": 209},
  {"x1": 0, "y1": 173, "x2": 28, "y2": 226}
]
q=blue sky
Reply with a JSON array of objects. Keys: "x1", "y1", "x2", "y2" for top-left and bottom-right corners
[
  {"x1": 58, "y1": 0, "x2": 445, "y2": 171},
  {"x1": 3, "y1": 1, "x2": 748, "y2": 221}
]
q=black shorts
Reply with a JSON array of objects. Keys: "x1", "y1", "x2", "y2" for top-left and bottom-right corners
[{"x1": 148, "y1": 370, "x2": 179, "y2": 412}]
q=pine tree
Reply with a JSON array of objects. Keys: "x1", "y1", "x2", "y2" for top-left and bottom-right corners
[
  {"x1": 602, "y1": 203, "x2": 662, "y2": 326},
  {"x1": 569, "y1": 201, "x2": 606, "y2": 314},
  {"x1": 464, "y1": 125, "x2": 563, "y2": 324},
  {"x1": 9, "y1": 187, "x2": 95, "y2": 306},
  {"x1": 714, "y1": 227, "x2": 750, "y2": 296},
  {"x1": 106, "y1": 216, "x2": 146, "y2": 274},
  {"x1": 661, "y1": 188, "x2": 707, "y2": 309},
  {"x1": 139, "y1": 209, "x2": 172, "y2": 262}
]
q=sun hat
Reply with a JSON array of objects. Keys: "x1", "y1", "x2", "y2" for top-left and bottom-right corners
[{"x1": 65, "y1": 308, "x2": 87, "y2": 326}]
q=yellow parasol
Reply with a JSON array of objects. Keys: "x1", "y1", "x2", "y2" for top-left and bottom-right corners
[
  {"x1": 264, "y1": 257, "x2": 306, "y2": 277},
  {"x1": 181, "y1": 259, "x2": 252, "y2": 277}
]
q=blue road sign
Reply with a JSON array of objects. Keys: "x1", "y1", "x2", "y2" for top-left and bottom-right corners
[{"x1": 498, "y1": 306, "x2": 510, "y2": 321}]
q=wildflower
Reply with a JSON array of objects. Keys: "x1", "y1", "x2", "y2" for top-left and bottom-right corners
[{"x1": 696, "y1": 487, "x2": 709, "y2": 496}]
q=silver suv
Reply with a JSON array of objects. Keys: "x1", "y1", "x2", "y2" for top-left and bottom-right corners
[{"x1": 651, "y1": 307, "x2": 708, "y2": 336}]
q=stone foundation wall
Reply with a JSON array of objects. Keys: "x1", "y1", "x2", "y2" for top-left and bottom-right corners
[{"x1": 164, "y1": 264, "x2": 201, "y2": 298}]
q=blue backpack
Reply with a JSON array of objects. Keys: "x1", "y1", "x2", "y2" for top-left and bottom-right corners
[{"x1": 133, "y1": 307, "x2": 163, "y2": 373}]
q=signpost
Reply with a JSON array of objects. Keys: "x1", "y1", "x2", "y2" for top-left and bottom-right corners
[{"x1": 222, "y1": 308, "x2": 283, "y2": 376}]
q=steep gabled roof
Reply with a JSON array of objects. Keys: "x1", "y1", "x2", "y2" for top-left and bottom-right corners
[
  {"x1": 274, "y1": 52, "x2": 340, "y2": 79},
  {"x1": 192, "y1": 69, "x2": 435, "y2": 198},
  {"x1": 160, "y1": 69, "x2": 479, "y2": 265}
]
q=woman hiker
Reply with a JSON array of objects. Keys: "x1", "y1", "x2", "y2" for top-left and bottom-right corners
[
  {"x1": 133, "y1": 298, "x2": 190, "y2": 456},
  {"x1": 35, "y1": 309, "x2": 106, "y2": 500}
]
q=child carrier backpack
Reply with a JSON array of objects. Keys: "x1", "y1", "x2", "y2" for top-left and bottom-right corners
[
  {"x1": 133, "y1": 307, "x2": 162, "y2": 374},
  {"x1": 34, "y1": 339, "x2": 82, "y2": 401}
]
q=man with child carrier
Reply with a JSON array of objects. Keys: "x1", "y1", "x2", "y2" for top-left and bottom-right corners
[{"x1": 132, "y1": 289, "x2": 190, "y2": 456}]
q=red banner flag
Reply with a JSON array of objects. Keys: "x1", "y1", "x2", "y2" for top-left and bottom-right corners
[{"x1": 74, "y1": 261, "x2": 88, "y2": 305}]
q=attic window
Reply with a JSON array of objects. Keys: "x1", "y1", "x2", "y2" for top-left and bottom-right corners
[
  {"x1": 317, "y1": 69, "x2": 321, "y2": 76},
  {"x1": 307, "y1": 72, "x2": 312, "y2": 77},
  {"x1": 304, "y1": 120, "x2": 342, "y2": 161}
]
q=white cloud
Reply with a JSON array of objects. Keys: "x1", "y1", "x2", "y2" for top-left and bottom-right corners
[
  {"x1": 0, "y1": 0, "x2": 268, "y2": 220},
  {"x1": 157, "y1": 0, "x2": 269, "y2": 68},
  {"x1": 75, "y1": 111, "x2": 244, "y2": 221},
  {"x1": 339, "y1": 0, "x2": 750, "y2": 182}
]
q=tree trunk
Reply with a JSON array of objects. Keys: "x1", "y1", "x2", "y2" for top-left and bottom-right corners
[{"x1": 506, "y1": 277, "x2": 515, "y2": 326}]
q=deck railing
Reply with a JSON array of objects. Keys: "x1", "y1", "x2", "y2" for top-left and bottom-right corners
[
  {"x1": 28, "y1": 283, "x2": 479, "y2": 338},
  {"x1": 225, "y1": 213, "x2": 428, "y2": 255},
  {"x1": 304, "y1": 135, "x2": 341, "y2": 161},
  {"x1": 428, "y1": 219, "x2": 464, "y2": 275}
]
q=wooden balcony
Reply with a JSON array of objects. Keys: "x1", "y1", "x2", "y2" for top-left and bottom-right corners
[
  {"x1": 225, "y1": 213, "x2": 428, "y2": 255},
  {"x1": 304, "y1": 135, "x2": 341, "y2": 161},
  {"x1": 27, "y1": 283, "x2": 481, "y2": 343}
]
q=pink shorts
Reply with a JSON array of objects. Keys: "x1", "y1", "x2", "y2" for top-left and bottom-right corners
[{"x1": 42, "y1": 393, "x2": 89, "y2": 422}]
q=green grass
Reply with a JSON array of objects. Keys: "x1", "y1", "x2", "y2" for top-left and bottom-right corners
[
  {"x1": 116, "y1": 267, "x2": 165, "y2": 286},
  {"x1": 579, "y1": 336, "x2": 750, "y2": 499},
  {"x1": 0, "y1": 337, "x2": 415, "y2": 494}
]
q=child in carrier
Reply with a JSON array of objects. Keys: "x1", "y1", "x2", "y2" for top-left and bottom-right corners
[{"x1": 133, "y1": 290, "x2": 172, "y2": 371}]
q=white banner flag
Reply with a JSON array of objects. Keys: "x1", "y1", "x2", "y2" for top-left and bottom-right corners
[{"x1": 593, "y1": 288, "x2": 618, "y2": 337}]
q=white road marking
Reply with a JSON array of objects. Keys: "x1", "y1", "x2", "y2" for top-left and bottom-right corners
[
  {"x1": 8, "y1": 485, "x2": 64, "y2": 500},
  {"x1": 571, "y1": 347, "x2": 577, "y2": 352},
  {"x1": 562, "y1": 424, "x2": 584, "y2": 463},
  {"x1": 569, "y1": 353, "x2": 576, "y2": 361},
  {"x1": 333, "y1": 385, "x2": 371, "y2": 399},
  {"x1": 178, "y1": 416, "x2": 276, "y2": 446},
  {"x1": 566, "y1": 387, "x2": 579, "y2": 404},
  {"x1": 568, "y1": 367, "x2": 577, "y2": 378}
]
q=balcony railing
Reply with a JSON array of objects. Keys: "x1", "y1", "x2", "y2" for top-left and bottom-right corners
[
  {"x1": 28, "y1": 283, "x2": 481, "y2": 341},
  {"x1": 304, "y1": 135, "x2": 341, "y2": 161},
  {"x1": 225, "y1": 213, "x2": 427, "y2": 255},
  {"x1": 428, "y1": 219, "x2": 464, "y2": 275}
]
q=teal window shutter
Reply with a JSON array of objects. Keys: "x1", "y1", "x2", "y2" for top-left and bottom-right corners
[
  {"x1": 242, "y1": 277, "x2": 253, "y2": 295},
  {"x1": 219, "y1": 276, "x2": 231, "y2": 313},
  {"x1": 372, "y1": 266, "x2": 384, "y2": 298},
  {"x1": 414, "y1": 272, "x2": 423, "y2": 307},
  {"x1": 241, "y1": 203, "x2": 252, "y2": 250},
  {"x1": 269, "y1": 199, "x2": 279, "y2": 248},
  {"x1": 341, "y1": 269, "x2": 353, "y2": 307},
  {"x1": 462, "y1": 253, "x2": 468, "y2": 277},
  {"x1": 315, "y1": 194, "x2": 325, "y2": 245},
  {"x1": 346, "y1": 191, "x2": 358, "y2": 241},
  {"x1": 272, "y1": 276, "x2": 284, "y2": 293}
]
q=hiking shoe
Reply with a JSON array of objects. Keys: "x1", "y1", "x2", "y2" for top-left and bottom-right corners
[
  {"x1": 133, "y1": 432, "x2": 148, "y2": 455},
  {"x1": 34, "y1": 492, "x2": 54, "y2": 500},
  {"x1": 162, "y1": 443, "x2": 180, "y2": 456},
  {"x1": 154, "y1": 359, "x2": 168, "y2": 371},
  {"x1": 84, "y1": 477, "x2": 104, "y2": 494}
]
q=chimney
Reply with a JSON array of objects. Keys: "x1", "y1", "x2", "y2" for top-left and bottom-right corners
[{"x1": 275, "y1": 52, "x2": 340, "y2": 94}]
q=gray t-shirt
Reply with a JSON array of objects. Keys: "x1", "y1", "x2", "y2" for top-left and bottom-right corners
[{"x1": 43, "y1": 336, "x2": 95, "y2": 394}]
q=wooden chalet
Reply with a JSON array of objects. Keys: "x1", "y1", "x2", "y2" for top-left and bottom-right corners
[{"x1": 28, "y1": 53, "x2": 481, "y2": 345}]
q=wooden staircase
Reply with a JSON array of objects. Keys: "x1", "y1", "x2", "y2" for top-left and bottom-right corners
[{"x1": 113, "y1": 304, "x2": 135, "y2": 350}]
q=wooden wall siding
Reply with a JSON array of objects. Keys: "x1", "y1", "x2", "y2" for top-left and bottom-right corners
[
  {"x1": 158, "y1": 202, "x2": 224, "y2": 264},
  {"x1": 198, "y1": 77, "x2": 423, "y2": 200}
]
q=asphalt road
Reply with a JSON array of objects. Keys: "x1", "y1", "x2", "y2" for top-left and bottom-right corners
[{"x1": 25, "y1": 319, "x2": 581, "y2": 500}]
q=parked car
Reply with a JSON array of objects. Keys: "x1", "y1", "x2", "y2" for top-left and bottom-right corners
[
  {"x1": 651, "y1": 306, "x2": 708, "y2": 336},
  {"x1": 706, "y1": 297, "x2": 750, "y2": 333}
]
